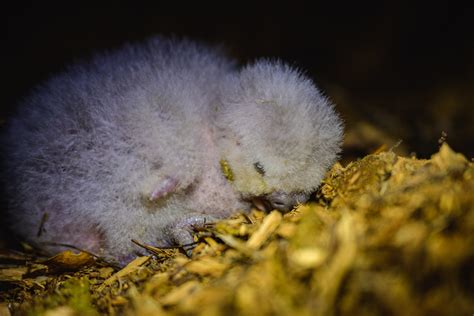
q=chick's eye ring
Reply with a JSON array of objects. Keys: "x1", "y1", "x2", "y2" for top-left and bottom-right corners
[{"x1": 254, "y1": 162, "x2": 265, "y2": 176}]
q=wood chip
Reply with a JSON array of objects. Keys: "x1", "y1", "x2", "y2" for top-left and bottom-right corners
[
  {"x1": 43, "y1": 306, "x2": 75, "y2": 316},
  {"x1": 185, "y1": 257, "x2": 228, "y2": 277},
  {"x1": 290, "y1": 247, "x2": 328, "y2": 269},
  {"x1": 246, "y1": 211, "x2": 282, "y2": 250},
  {"x1": 159, "y1": 281, "x2": 200, "y2": 306},
  {"x1": 40, "y1": 250, "x2": 95, "y2": 272},
  {"x1": 0, "y1": 303, "x2": 11, "y2": 316},
  {"x1": 0, "y1": 267, "x2": 28, "y2": 282},
  {"x1": 97, "y1": 256, "x2": 150, "y2": 291}
]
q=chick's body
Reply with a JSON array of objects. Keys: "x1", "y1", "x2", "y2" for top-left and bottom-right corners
[{"x1": 2, "y1": 37, "x2": 343, "y2": 263}]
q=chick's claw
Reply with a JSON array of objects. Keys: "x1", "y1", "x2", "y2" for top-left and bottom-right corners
[{"x1": 166, "y1": 214, "x2": 218, "y2": 256}]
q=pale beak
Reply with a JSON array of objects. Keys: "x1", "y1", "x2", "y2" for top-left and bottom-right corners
[{"x1": 252, "y1": 191, "x2": 310, "y2": 213}]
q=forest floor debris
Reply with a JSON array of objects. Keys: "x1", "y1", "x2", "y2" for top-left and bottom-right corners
[{"x1": 1, "y1": 143, "x2": 473, "y2": 315}]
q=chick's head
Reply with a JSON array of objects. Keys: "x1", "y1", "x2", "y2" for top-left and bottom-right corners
[{"x1": 215, "y1": 60, "x2": 343, "y2": 211}]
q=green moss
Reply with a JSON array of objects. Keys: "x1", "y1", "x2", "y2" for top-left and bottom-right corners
[{"x1": 27, "y1": 277, "x2": 98, "y2": 316}]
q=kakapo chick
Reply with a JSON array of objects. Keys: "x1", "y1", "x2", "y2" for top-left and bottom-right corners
[{"x1": 1, "y1": 37, "x2": 343, "y2": 264}]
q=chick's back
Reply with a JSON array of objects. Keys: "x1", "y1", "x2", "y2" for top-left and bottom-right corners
[{"x1": 1, "y1": 37, "x2": 240, "y2": 261}]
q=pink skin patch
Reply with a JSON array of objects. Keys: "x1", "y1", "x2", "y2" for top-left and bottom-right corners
[{"x1": 149, "y1": 176, "x2": 179, "y2": 201}]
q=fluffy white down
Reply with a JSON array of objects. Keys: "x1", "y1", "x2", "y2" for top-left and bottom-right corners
[
  {"x1": 1, "y1": 37, "x2": 343, "y2": 262},
  {"x1": 215, "y1": 61, "x2": 343, "y2": 196}
]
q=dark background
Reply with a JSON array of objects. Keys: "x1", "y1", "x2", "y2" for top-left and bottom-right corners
[
  {"x1": 3, "y1": 2, "x2": 474, "y2": 158},
  {"x1": 3, "y1": 2, "x2": 473, "y2": 155}
]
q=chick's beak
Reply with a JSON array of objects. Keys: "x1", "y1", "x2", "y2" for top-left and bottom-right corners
[{"x1": 252, "y1": 191, "x2": 310, "y2": 213}]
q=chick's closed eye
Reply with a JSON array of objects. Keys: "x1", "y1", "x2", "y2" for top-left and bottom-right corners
[{"x1": 254, "y1": 162, "x2": 265, "y2": 175}]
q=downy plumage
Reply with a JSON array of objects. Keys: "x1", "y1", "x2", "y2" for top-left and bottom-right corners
[{"x1": 1, "y1": 37, "x2": 343, "y2": 264}]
